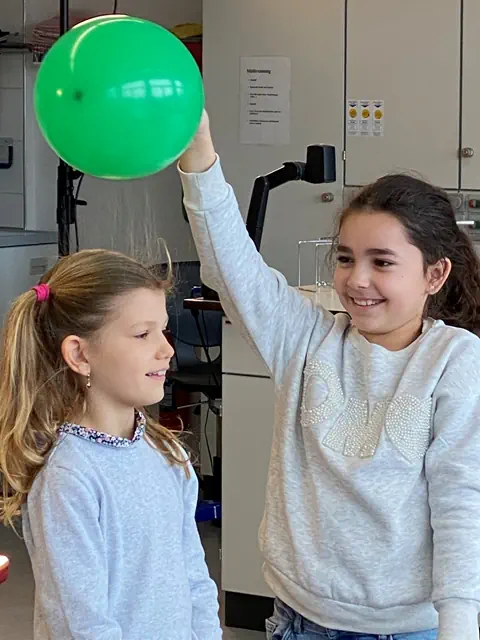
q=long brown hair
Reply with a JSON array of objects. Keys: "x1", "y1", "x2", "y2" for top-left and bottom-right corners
[
  {"x1": 0, "y1": 249, "x2": 188, "y2": 528},
  {"x1": 334, "y1": 174, "x2": 480, "y2": 334}
]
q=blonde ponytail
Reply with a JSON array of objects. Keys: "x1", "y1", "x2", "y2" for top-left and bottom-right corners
[{"x1": 0, "y1": 290, "x2": 60, "y2": 527}]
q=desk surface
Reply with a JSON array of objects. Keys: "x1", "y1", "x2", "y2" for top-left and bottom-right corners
[
  {"x1": 183, "y1": 297, "x2": 223, "y2": 312},
  {"x1": 184, "y1": 286, "x2": 345, "y2": 313},
  {"x1": 298, "y1": 285, "x2": 345, "y2": 312}
]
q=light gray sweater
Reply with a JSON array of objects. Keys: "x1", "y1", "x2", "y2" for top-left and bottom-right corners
[
  {"x1": 179, "y1": 157, "x2": 480, "y2": 639},
  {"x1": 22, "y1": 413, "x2": 222, "y2": 639}
]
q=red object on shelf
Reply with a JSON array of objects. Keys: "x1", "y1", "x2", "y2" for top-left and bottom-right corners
[
  {"x1": 0, "y1": 556, "x2": 9, "y2": 585},
  {"x1": 184, "y1": 41, "x2": 202, "y2": 73},
  {"x1": 28, "y1": 12, "x2": 92, "y2": 60}
]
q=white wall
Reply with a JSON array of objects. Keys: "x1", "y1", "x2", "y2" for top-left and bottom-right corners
[
  {"x1": 22, "y1": 0, "x2": 201, "y2": 259},
  {"x1": 203, "y1": 0, "x2": 345, "y2": 284},
  {"x1": 1, "y1": 1, "x2": 23, "y2": 33}
]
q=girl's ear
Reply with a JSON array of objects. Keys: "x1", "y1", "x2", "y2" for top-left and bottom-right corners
[
  {"x1": 61, "y1": 335, "x2": 90, "y2": 377},
  {"x1": 426, "y1": 258, "x2": 452, "y2": 295}
]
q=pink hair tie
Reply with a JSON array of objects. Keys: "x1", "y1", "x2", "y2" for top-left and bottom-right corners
[{"x1": 32, "y1": 284, "x2": 51, "y2": 302}]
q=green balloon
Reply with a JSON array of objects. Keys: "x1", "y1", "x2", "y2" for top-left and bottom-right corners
[{"x1": 34, "y1": 15, "x2": 204, "y2": 179}]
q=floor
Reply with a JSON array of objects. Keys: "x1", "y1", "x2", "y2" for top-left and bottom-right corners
[{"x1": 0, "y1": 521, "x2": 263, "y2": 640}]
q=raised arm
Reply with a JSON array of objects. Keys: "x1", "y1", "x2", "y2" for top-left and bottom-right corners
[{"x1": 178, "y1": 113, "x2": 333, "y2": 381}]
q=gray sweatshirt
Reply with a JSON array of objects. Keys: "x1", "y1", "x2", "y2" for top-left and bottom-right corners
[
  {"x1": 179, "y1": 157, "x2": 480, "y2": 639},
  {"x1": 22, "y1": 412, "x2": 222, "y2": 639}
]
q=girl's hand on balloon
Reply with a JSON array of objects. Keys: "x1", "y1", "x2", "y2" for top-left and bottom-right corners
[
  {"x1": 179, "y1": 110, "x2": 217, "y2": 174},
  {"x1": 195, "y1": 109, "x2": 211, "y2": 139}
]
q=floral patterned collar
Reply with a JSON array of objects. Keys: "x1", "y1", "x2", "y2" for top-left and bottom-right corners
[{"x1": 57, "y1": 410, "x2": 146, "y2": 448}]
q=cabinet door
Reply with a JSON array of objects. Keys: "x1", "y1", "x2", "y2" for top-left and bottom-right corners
[
  {"x1": 203, "y1": 0, "x2": 345, "y2": 285},
  {"x1": 461, "y1": 0, "x2": 480, "y2": 190},
  {"x1": 0, "y1": 194, "x2": 24, "y2": 229},
  {"x1": 346, "y1": 0, "x2": 461, "y2": 189},
  {"x1": 222, "y1": 318, "x2": 270, "y2": 377},
  {"x1": 221, "y1": 373, "x2": 275, "y2": 598}
]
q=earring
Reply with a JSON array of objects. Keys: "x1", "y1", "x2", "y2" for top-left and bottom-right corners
[{"x1": 86, "y1": 373, "x2": 91, "y2": 389}]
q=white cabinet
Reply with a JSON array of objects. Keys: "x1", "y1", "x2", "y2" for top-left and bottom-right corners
[
  {"x1": 345, "y1": 0, "x2": 461, "y2": 189},
  {"x1": 0, "y1": 55, "x2": 23, "y2": 91},
  {"x1": 345, "y1": 0, "x2": 480, "y2": 193},
  {"x1": 0, "y1": 87, "x2": 24, "y2": 141},
  {"x1": 222, "y1": 318, "x2": 273, "y2": 598},
  {"x1": 0, "y1": 141, "x2": 23, "y2": 195},
  {"x1": 203, "y1": 0, "x2": 345, "y2": 284},
  {"x1": 221, "y1": 372, "x2": 275, "y2": 598},
  {"x1": 222, "y1": 320, "x2": 269, "y2": 378},
  {"x1": 461, "y1": 0, "x2": 480, "y2": 190}
]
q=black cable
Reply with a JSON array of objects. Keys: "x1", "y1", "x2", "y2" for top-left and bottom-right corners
[
  {"x1": 73, "y1": 173, "x2": 84, "y2": 252},
  {"x1": 75, "y1": 173, "x2": 84, "y2": 200},
  {"x1": 192, "y1": 311, "x2": 220, "y2": 387},
  {"x1": 112, "y1": 0, "x2": 118, "y2": 14},
  {"x1": 168, "y1": 311, "x2": 219, "y2": 351},
  {"x1": 203, "y1": 405, "x2": 213, "y2": 472},
  {"x1": 200, "y1": 310, "x2": 211, "y2": 359},
  {"x1": 192, "y1": 312, "x2": 211, "y2": 359},
  {"x1": 74, "y1": 219, "x2": 79, "y2": 252}
]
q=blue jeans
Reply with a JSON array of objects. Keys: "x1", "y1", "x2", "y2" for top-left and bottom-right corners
[{"x1": 266, "y1": 600, "x2": 438, "y2": 640}]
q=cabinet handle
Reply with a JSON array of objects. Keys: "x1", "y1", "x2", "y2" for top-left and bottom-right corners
[
  {"x1": 321, "y1": 192, "x2": 335, "y2": 203},
  {"x1": 461, "y1": 147, "x2": 475, "y2": 158},
  {"x1": 0, "y1": 138, "x2": 13, "y2": 170}
]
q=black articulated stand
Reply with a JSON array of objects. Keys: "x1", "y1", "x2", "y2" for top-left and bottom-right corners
[
  {"x1": 200, "y1": 144, "x2": 336, "y2": 300},
  {"x1": 246, "y1": 144, "x2": 336, "y2": 250},
  {"x1": 56, "y1": 0, "x2": 85, "y2": 256}
]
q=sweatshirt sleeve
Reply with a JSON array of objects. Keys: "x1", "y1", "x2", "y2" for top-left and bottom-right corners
[
  {"x1": 182, "y1": 467, "x2": 222, "y2": 639},
  {"x1": 178, "y1": 157, "x2": 334, "y2": 382},
  {"x1": 24, "y1": 465, "x2": 123, "y2": 639},
  {"x1": 425, "y1": 336, "x2": 480, "y2": 640}
]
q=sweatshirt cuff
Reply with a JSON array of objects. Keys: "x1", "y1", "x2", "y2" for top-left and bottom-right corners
[
  {"x1": 436, "y1": 599, "x2": 480, "y2": 639},
  {"x1": 177, "y1": 155, "x2": 230, "y2": 212}
]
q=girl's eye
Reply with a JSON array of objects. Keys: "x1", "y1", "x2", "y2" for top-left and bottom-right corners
[
  {"x1": 336, "y1": 255, "x2": 352, "y2": 264},
  {"x1": 135, "y1": 331, "x2": 149, "y2": 339},
  {"x1": 375, "y1": 260, "x2": 394, "y2": 268}
]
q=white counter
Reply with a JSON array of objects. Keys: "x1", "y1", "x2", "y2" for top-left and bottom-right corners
[{"x1": 297, "y1": 284, "x2": 345, "y2": 312}]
